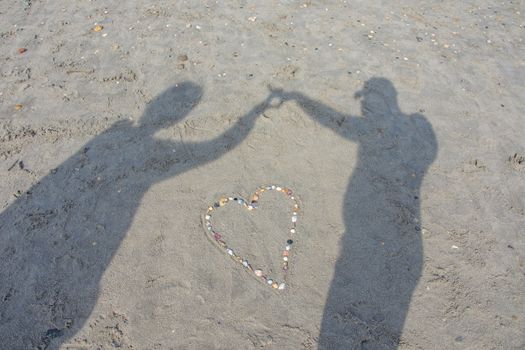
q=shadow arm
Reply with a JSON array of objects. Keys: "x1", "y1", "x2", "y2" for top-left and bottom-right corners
[
  {"x1": 286, "y1": 91, "x2": 357, "y2": 137},
  {"x1": 189, "y1": 99, "x2": 272, "y2": 161}
]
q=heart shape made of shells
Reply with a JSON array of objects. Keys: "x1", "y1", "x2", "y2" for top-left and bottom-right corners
[{"x1": 203, "y1": 185, "x2": 299, "y2": 291}]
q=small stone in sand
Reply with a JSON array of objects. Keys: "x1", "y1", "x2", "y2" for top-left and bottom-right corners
[
  {"x1": 15, "y1": 104, "x2": 23, "y2": 110},
  {"x1": 93, "y1": 25, "x2": 103, "y2": 32},
  {"x1": 18, "y1": 48, "x2": 27, "y2": 54}
]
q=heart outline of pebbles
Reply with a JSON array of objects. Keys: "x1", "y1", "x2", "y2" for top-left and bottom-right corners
[{"x1": 203, "y1": 185, "x2": 300, "y2": 291}]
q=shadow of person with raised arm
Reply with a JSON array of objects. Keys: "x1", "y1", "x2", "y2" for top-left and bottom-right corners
[
  {"x1": 280, "y1": 78, "x2": 437, "y2": 349},
  {"x1": 0, "y1": 82, "x2": 281, "y2": 349}
]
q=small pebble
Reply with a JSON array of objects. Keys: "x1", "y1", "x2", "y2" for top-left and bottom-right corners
[
  {"x1": 254, "y1": 269, "x2": 263, "y2": 277},
  {"x1": 272, "y1": 282, "x2": 279, "y2": 289},
  {"x1": 18, "y1": 48, "x2": 27, "y2": 54},
  {"x1": 93, "y1": 25, "x2": 103, "y2": 32},
  {"x1": 15, "y1": 104, "x2": 23, "y2": 110},
  {"x1": 227, "y1": 249, "x2": 234, "y2": 255},
  {"x1": 267, "y1": 279, "x2": 273, "y2": 285},
  {"x1": 278, "y1": 283, "x2": 286, "y2": 290},
  {"x1": 287, "y1": 239, "x2": 293, "y2": 245}
]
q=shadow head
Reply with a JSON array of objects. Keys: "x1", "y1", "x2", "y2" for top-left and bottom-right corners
[
  {"x1": 354, "y1": 78, "x2": 400, "y2": 117},
  {"x1": 139, "y1": 82, "x2": 202, "y2": 130}
]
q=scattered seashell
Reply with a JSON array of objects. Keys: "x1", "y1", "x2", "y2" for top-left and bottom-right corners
[
  {"x1": 15, "y1": 104, "x2": 23, "y2": 110},
  {"x1": 93, "y1": 25, "x2": 103, "y2": 32}
]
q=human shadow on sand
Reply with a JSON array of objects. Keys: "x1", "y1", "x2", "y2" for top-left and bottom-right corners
[
  {"x1": 279, "y1": 78, "x2": 437, "y2": 349},
  {"x1": 0, "y1": 82, "x2": 280, "y2": 349}
]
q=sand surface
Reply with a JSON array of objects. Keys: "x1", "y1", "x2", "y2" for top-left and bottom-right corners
[{"x1": 1, "y1": 1, "x2": 524, "y2": 349}]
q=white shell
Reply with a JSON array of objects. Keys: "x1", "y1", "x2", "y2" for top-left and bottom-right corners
[
  {"x1": 278, "y1": 283, "x2": 286, "y2": 290},
  {"x1": 267, "y1": 279, "x2": 273, "y2": 285},
  {"x1": 290, "y1": 229, "x2": 296, "y2": 234},
  {"x1": 276, "y1": 186, "x2": 282, "y2": 191},
  {"x1": 291, "y1": 216, "x2": 297, "y2": 223},
  {"x1": 227, "y1": 249, "x2": 234, "y2": 255},
  {"x1": 254, "y1": 269, "x2": 263, "y2": 277},
  {"x1": 271, "y1": 185, "x2": 276, "y2": 189},
  {"x1": 286, "y1": 245, "x2": 291, "y2": 251},
  {"x1": 283, "y1": 256, "x2": 288, "y2": 262},
  {"x1": 205, "y1": 215, "x2": 211, "y2": 220},
  {"x1": 242, "y1": 261, "x2": 249, "y2": 267}
]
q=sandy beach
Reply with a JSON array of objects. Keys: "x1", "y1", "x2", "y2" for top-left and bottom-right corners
[{"x1": 1, "y1": 1, "x2": 524, "y2": 349}]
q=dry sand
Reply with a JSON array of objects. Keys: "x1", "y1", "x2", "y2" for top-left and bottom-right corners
[{"x1": 1, "y1": 1, "x2": 524, "y2": 349}]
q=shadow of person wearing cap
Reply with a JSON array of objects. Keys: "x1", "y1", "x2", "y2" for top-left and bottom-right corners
[
  {"x1": 279, "y1": 78, "x2": 437, "y2": 349},
  {"x1": 0, "y1": 82, "x2": 282, "y2": 349}
]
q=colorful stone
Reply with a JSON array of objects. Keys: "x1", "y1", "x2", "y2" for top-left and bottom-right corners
[{"x1": 204, "y1": 185, "x2": 299, "y2": 291}]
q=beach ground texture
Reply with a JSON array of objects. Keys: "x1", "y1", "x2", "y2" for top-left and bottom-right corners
[{"x1": 0, "y1": 1, "x2": 524, "y2": 349}]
